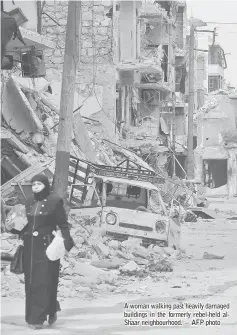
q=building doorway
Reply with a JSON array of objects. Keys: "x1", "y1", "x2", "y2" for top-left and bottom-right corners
[{"x1": 203, "y1": 159, "x2": 227, "y2": 189}]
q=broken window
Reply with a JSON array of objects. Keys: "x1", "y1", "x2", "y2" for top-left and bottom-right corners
[
  {"x1": 106, "y1": 182, "x2": 147, "y2": 210},
  {"x1": 203, "y1": 159, "x2": 227, "y2": 189},
  {"x1": 208, "y1": 76, "x2": 221, "y2": 92}
]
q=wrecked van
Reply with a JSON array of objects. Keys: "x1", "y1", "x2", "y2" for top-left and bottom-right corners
[{"x1": 68, "y1": 156, "x2": 181, "y2": 249}]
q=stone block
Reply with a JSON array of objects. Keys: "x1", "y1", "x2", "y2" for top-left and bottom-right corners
[
  {"x1": 153, "y1": 245, "x2": 165, "y2": 255},
  {"x1": 73, "y1": 261, "x2": 105, "y2": 278},
  {"x1": 82, "y1": 12, "x2": 93, "y2": 21},
  {"x1": 108, "y1": 240, "x2": 119, "y2": 250},
  {"x1": 94, "y1": 241, "x2": 110, "y2": 257},
  {"x1": 87, "y1": 48, "x2": 94, "y2": 57},
  {"x1": 1, "y1": 240, "x2": 12, "y2": 250},
  {"x1": 116, "y1": 250, "x2": 133, "y2": 260},
  {"x1": 82, "y1": 21, "x2": 92, "y2": 27},
  {"x1": 75, "y1": 286, "x2": 92, "y2": 293},
  {"x1": 96, "y1": 284, "x2": 113, "y2": 292},
  {"x1": 132, "y1": 246, "x2": 151, "y2": 259},
  {"x1": 75, "y1": 236, "x2": 85, "y2": 245},
  {"x1": 98, "y1": 27, "x2": 108, "y2": 35},
  {"x1": 72, "y1": 275, "x2": 97, "y2": 287},
  {"x1": 100, "y1": 18, "x2": 111, "y2": 26},
  {"x1": 121, "y1": 261, "x2": 141, "y2": 274},
  {"x1": 58, "y1": 18, "x2": 67, "y2": 25},
  {"x1": 91, "y1": 259, "x2": 124, "y2": 269}
]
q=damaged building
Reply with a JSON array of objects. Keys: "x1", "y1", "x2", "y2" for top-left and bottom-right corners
[
  {"x1": 195, "y1": 92, "x2": 237, "y2": 197},
  {"x1": 115, "y1": 0, "x2": 188, "y2": 179}
]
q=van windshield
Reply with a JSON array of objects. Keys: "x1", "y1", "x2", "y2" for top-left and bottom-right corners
[{"x1": 105, "y1": 181, "x2": 148, "y2": 210}]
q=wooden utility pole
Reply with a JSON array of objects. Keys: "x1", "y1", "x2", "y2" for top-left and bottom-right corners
[
  {"x1": 187, "y1": 25, "x2": 195, "y2": 179},
  {"x1": 36, "y1": 1, "x2": 45, "y2": 34},
  {"x1": 53, "y1": 1, "x2": 81, "y2": 200}
]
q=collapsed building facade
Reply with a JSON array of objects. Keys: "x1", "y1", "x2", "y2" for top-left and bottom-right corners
[
  {"x1": 1, "y1": 0, "x2": 161, "y2": 204},
  {"x1": 195, "y1": 91, "x2": 237, "y2": 197},
  {"x1": 2, "y1": 0, "x2": 236, "y2": 205},
  {"x1": 116, "y1": 1, "x2": 188, "y2": 179}
]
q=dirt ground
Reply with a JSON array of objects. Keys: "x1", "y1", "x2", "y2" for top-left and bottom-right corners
[{"x1": 1, "y1": 197, "x2": 237, "y2": 334}]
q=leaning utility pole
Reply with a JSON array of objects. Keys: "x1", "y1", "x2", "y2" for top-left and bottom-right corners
[
  {"x1": 187, "y1": 25, "x2": 195, "y2": 179},
  {"x1": 53, "y1": 1, "x2": 81, "y2": 200}
]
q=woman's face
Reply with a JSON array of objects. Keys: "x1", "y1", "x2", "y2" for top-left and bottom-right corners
[{"x1": 32, "y1": 181, "x2": 45, "y2": 193}]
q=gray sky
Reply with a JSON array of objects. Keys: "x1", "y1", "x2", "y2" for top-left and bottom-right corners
[{"x1": 187, "y1": 0, "x2": 237, "y2": 88}]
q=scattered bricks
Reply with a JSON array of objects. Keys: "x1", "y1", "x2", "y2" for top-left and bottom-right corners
[
  {"x1": 1, "y1": 240, "x2": 12, "y2": 250},
  {"x1": 108, "y1": 240, "x2": 120, "y2": 250},
  {"x1": 94, "y1": 242, "x2": 110, "y2": 258},
  {"x1": 59, "y1": 287, "x2": 71, "y2": 298},
  {"x1": 96, "y1": 284, "x2": 114, "y2": 292},
  {"x1": 72, "y1": 276, "x2": 98, "y2": 288},
  {"x1": 77, "y1": 251, "x2": 88, "y2": 258},
  {"x1": 75, "y1": 286, "x2": 92, "y2": 294},
  {"x1": 74, "y1": 236, "x2": 85, "y2": 245},
  {"x1": 120, "y1": 261, "x2": 141, "y2": 275},
  {"x1": 91, "y1": 259, "x2": 125, "y2": 269},
  {"x1": 73, "y1": 261, "x2": 106, "y2": 278},
  {"x1": 203, "y1": 252, "x2": 224, "y2": 260},
  {"x1": 132, "y1": 246, "x2": 151, "y2": 259},
  {"x1": 69, "y1": 248, "x2": 80, "y2": 257},
  {"x1": 148, "y1": 258, "x2": 173, "y2": 272},
  {"x1": 116, "y1": 250, "x2": 133, "y2": 261},
  {"x1": 121, "y1": 238, "x2": 141, "y2": 249},
  {"x1": 133, "y1": 257, "x2": 149, "y2": 266},
  {"x1": 153, "y1": 245, "x2": 165, "y2": 255},
  {"x1": 163, "y1": 247, "x2": 174, "y2": 256},
  {"x1": 62, "y1": 268, "x2": 73, "y2": 276},
  {"x1": 59, "y1": 278, "x2": 73, "y2": 289}
]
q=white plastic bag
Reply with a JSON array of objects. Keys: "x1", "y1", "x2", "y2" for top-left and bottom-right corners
[{"x1": 46, "y1": 231, "x2": 65, "y2": 261}]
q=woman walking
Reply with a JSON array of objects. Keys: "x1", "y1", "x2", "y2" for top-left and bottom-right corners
[{"x1": 21, "y1": 173, "x2": 74, "y2": 329}]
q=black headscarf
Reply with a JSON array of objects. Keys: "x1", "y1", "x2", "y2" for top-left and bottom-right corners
[{"x1": 31, "y1": 173, "x2": 51, "y2": 201}]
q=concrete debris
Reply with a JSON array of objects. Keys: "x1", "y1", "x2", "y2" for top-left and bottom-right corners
[
  {"x1": 1, "y1": 218, "x2": 178, "y2": 298},
  {"x1": 203, "y1": 252, "x2": 225, "y2": 260},
  {"x1": 120, "y1": 261, "x2": 141, "y2": 275},
  {"x1": 198, "y1": 97, "x2": 219, "y2": 114}
]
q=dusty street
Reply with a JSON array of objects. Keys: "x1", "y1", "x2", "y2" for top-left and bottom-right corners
[{"x1": 1, "y1": 198, "x2": 237, "y2": 335}]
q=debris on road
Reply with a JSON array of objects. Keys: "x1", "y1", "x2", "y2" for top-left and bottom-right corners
[
  {"x1": 1, "y1": 219, "x2": 178, "y2": 299},
  {"x1": 203, "y1": 252, "x2": 225, "y2": 260}
]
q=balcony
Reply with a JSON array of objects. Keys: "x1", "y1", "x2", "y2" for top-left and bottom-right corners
[
  {"x1": 135, "y1": 81, "x2": 171, "y2": 93},
  {"x1": 116, "y1": 58, "x2": 163, "y2": 75},
  {"x1": 208, "y1": 64, "x2": 224, "y2": 78}
]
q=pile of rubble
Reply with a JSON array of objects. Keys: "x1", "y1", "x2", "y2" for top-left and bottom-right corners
[
  {"x1": 1, "y1": 215, "x2": 186, "y2": 299},
  {"x1": 198, "y1": 97, "x2": 219, "y2": 114}
]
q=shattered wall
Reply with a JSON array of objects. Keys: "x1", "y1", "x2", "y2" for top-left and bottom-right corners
[
  {"x1": 194, "y1": 94, "x2": 237, "y2": 196},
  {"x1": 41, "y1": 1, "x2": 117, "y2": 140}
]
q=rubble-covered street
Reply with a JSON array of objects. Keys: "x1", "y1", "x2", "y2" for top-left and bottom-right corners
[
  {"x1": 1, "y1": 198, "x2": 237, "y2": 334},
  {"x1": 1, "y1": 0, "x2": 237, "y2": 334}
]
